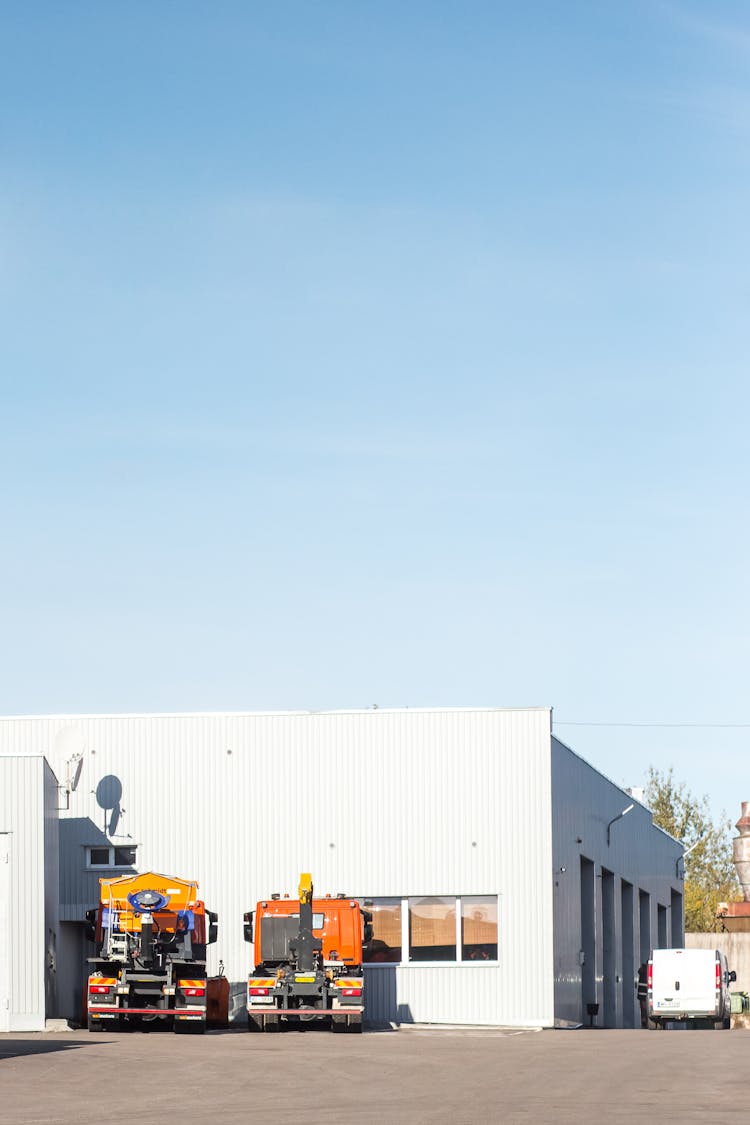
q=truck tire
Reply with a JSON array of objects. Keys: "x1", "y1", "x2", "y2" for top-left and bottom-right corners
[
  {"x1": 348, "y1": 1018, "x2": 363, "y2": 1034},
  {"x1": 332, "y1": 1018, "x2": 347, "y2": 1034},
  {"x1": 87, "y1": 1017, "x2": 104, "y2": 1033},
  {"x1": 264, "y1": 1016, "x2": 280, "y2": 1033}
]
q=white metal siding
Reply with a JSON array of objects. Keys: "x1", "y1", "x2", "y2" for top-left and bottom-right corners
[
  {"x1": 0, "y1": 838, "x2": 9, "y2": 1031},
  {"x1": 365, "y1": 964, "x2": 528, "y2": 1026},
  {"x1": 0, "y1": 708, "x2": 554, "y2": 1027},
  {"x1": 0, "y1": 757, "x2": 49, "y2": 1029}
]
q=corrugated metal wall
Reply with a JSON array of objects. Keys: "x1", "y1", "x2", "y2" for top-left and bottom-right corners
[
  {"x1": 0, "y1": 757, "x2": 53, "y2": 1030},
  {"x1": 43, "y1": 761, "x2": 60, "y2": 1020},
  {"x1": 551, "y1": 737, "x2": 683, "y2": 1027},
  {"x1": 0, "y1": 708, "x2": 554, "y2": 1027}
]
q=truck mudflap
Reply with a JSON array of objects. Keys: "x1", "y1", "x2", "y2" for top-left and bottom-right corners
[
  {"x1": 246, "y1": 1005, "x2": 364, "y2": 1016},
  {"x1": 246, "y1": 1007, "x2": 364, "y2": 1033},
  {"x1": 88, "y1": 1006, "x2": 208, "y2": 1035},
  {"x1": 332, "y1": 1011, "x2": 363, "y2": 1034},
  {"x1": 87, "y1": 972, "x2": 208, "y2": 1033},
  {"x1": 88, "y1": 1012, "x2": 208, "y2": 1021},
  {"x1": 174, "y1": 977, "x2": 209, "y2": 1032}
]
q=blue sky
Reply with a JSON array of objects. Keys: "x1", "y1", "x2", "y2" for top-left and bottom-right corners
[{"x1": 1, "y1": 1, "x2": 749, "y2": 819}]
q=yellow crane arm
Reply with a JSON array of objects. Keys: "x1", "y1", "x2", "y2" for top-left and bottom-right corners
[{"x1": 299, "y1": 872, "x2": 313, "y2": 905}]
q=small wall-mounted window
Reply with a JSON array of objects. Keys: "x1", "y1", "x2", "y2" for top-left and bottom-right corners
[
  {"x1": 361, "y1": 895, "x2": 499, "y2": 965},
  {"x1": 86, "y1": 845, "x2": 137, "y2": 869},
  {"x1": 362, "y1": 898, "x2": 402, "y2": 963},
  {"x1": 409, "y1": 896, "x2": 457, "y2": 962},
  {"x1": 461, "y1": 896, "x2": 498, "y2": 961}
]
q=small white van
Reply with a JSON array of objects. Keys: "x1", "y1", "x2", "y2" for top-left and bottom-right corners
[{"x1": 645, "y1": 948, "x2": 735, "y2": 1029}]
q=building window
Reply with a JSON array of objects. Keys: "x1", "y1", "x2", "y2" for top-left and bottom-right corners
[
  {"x1": 362, "y1": 896, "x2": 499, "y2": 964},
  {"x1": 362, "y1": 898, "x2": 402, "y2": 963},
  {"x1": 409, "y1": 897, "x2": 457, "y2": 962},
  {"x1": 86, "y1": 845, "x2": 137, "y2": 869},
  {"x1": 461, "y1": 896, "x2": 498, "y2": 961}
]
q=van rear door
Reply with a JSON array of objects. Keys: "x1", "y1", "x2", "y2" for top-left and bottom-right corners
[{"x1": 651, "y1": 949, "x2": 716, "y2": 1016}]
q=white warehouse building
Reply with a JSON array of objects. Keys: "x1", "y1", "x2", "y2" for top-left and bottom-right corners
[
  {"x1": 0, "y1": 756, "x2": 59, "y2": 1031},
  {"x1": 0, "y1": 707, "x2": 683, "y2": 1030}
]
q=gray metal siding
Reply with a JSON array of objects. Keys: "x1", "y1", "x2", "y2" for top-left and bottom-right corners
[
  {"x1": 43, "y1": 761, "x2": 60, "y2": 1019},
  {"x1": 551, "y1": 737, "x2": 683, "y2": 1027},
  {"x1": 0, "y1": 708, "x2": 554, "y2": 1027}
]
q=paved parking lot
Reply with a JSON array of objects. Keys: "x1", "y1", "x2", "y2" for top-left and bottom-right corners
[{"x1": 1, "y1": 1026, "x2": 747, "y2": 1124}]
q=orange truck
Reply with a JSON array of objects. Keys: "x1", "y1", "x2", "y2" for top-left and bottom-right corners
[
  {"x1": 85, "y1": 871, "x2": 218, "y2": 1033},
  {"x1": 243, "y1": 873, "x2": 372, "y2": 1033}
]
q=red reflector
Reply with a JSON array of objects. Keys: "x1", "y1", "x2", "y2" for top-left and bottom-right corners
[
  {"x1": 341, "y1": 988, "x2": 362, "y2": 997},
  {"x1": 89, "y1": 985, "x2": 110, "y2": 994},
  {"x1": 183, "y1": 987, "x2": 206, "y2": 997},
  {"x1": 716, "y1": 963, "x2": 721, "y2": 989},
  {"x1": 249, "y1": 987, "x2": 270, "y2": 996},
  {"x1": 647, "y1": 964, "x2": 653, "y2": 990}
]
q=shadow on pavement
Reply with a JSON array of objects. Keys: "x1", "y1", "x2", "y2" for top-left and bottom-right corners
[{"x1": 0, "y1": 1038, "x2": 108, "y2": 1060}]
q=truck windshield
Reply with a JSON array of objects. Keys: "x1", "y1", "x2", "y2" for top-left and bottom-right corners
[
  {"x1": 277, "y1": 912, "x2": 325, "y2": 929},
  {"x1": 260, "y1": 913, "x2": 326, "y2": 961}
]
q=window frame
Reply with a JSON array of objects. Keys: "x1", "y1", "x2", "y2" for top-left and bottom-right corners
[
  {"x1": 360, "y1": 896, "x2": 403, "y2": 964},
  {"x1": 362, "y1": 895, "x2": 499, "y2": 967},
  {"x1": 459, "y1": 894, "x2": 499, "y2": 964},
  {"x1": 85, "y1": 844, "x2": 138, "y2": 870},
  {"x1": 407, "y1": 895, "x2": 459, "y2": 964}
]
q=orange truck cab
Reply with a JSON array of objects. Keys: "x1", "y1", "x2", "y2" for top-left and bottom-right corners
[
  {"x1": 85, "y1": 871, "x2": 218, "y2": 1034},
  {"x1": 244, "y1": 873, "x2": 372, "y2": 1033}
]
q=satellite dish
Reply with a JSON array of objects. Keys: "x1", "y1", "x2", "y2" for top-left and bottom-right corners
[
  {"x1": 55, "y1": 726, "x2": 85, "y2": 758},
  {"x1": 55, "y1": 728, "x2": 85, "y2": 792},
  {"x1": 70, "y1": 757, "x2": 84, "y2": 792}
]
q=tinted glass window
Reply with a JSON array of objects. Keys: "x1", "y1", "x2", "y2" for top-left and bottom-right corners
[
  {"x1": 114, "y1": 847, "x2": 136, "y2": 866},
  {"x1": 409, "y1": 897, "x2": 456, "y2": 961},
  {"x1": 362, "y1": 898, "x2": 401, "y2": 963},
  {"x1": 461, "y1": 896, "x2": 498, "y2": 960}
]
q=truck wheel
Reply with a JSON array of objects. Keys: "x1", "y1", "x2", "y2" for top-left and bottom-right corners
[
  {"x1": 247, "y1": 1014, "x2": 264, "y2": 1032},
  {"x1": 87, "y1": 1017, "x2": 104, "y2": 1033},
  {"x1": 332, "y1": 1019, "x2": 346, "y2": 1034},
  {"x1": 264, "y1": 1017, "x2": 280, "y2": 1033},
  {"x1": 348, "y1": 1018, "x2": 363, "y2": 1034}
]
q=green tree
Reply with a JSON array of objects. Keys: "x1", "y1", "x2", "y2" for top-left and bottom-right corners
[{"x1": 645, "y1": 767, "x2": 739, "y2": 932}]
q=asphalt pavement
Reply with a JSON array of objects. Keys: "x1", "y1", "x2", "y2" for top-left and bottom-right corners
[{"x1": 1, "y1": 1025, "x2": 746, "y2": 1124}]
